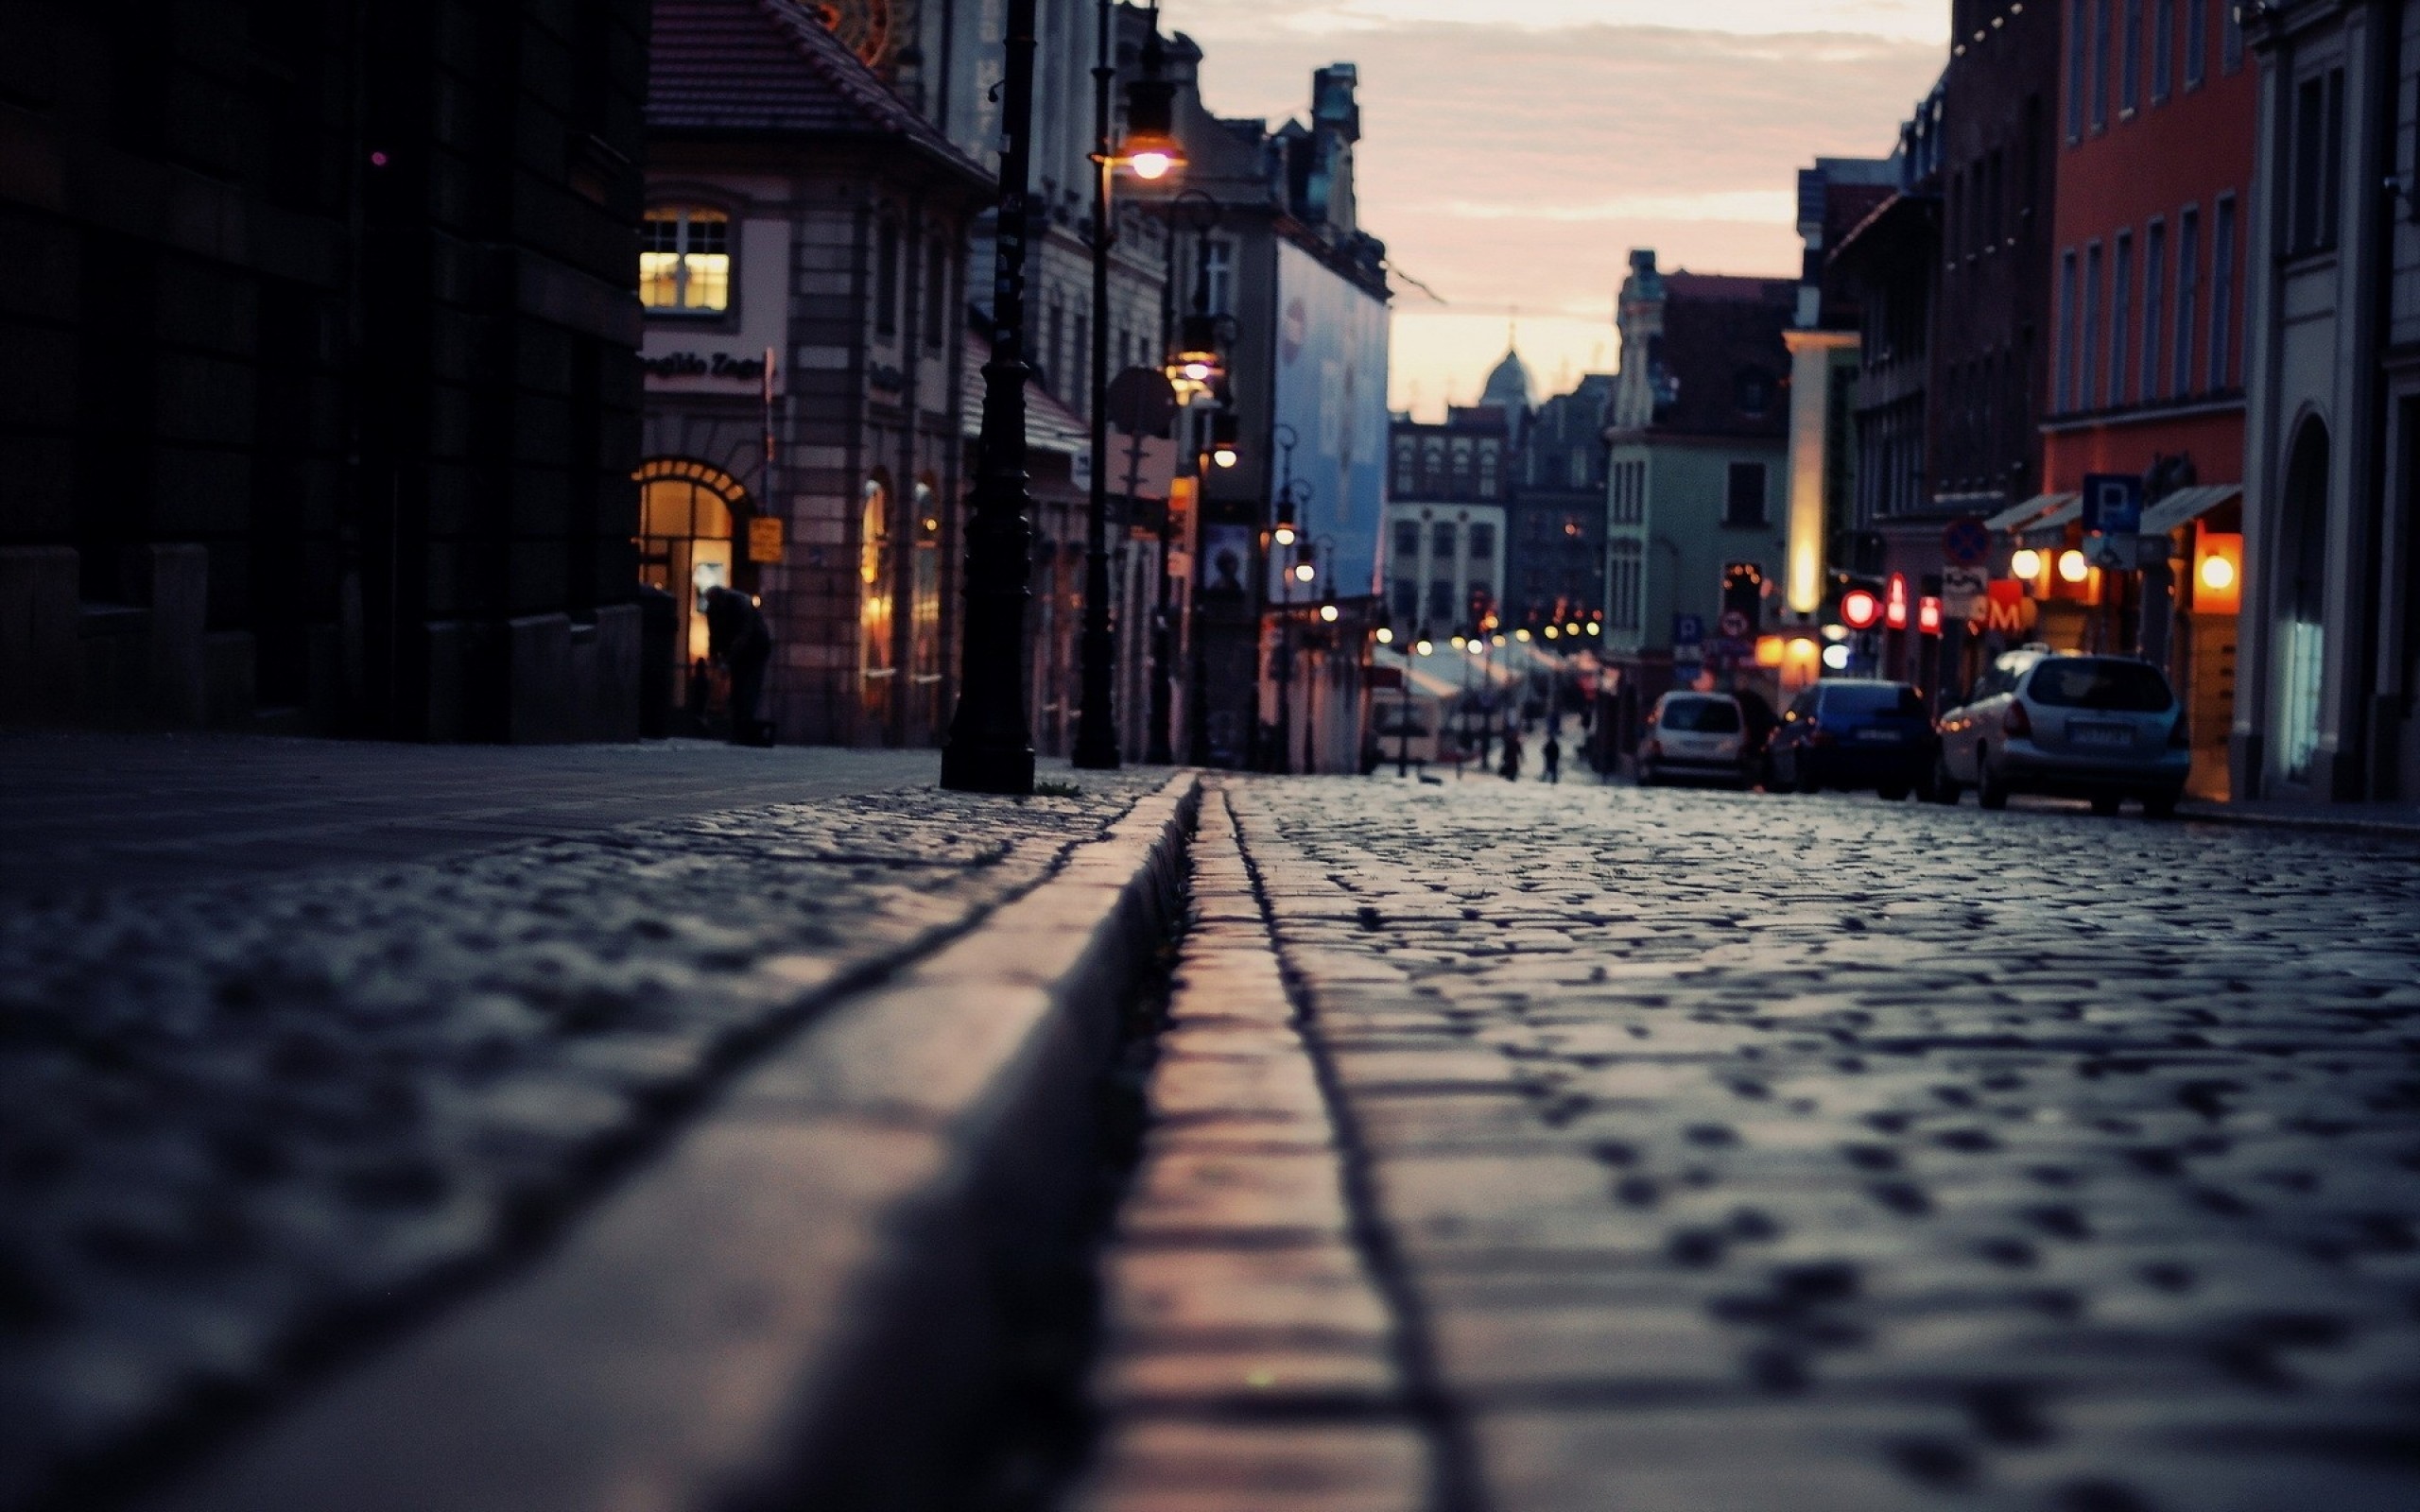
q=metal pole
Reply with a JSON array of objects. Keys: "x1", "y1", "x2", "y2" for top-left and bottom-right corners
[
  {"x1": 1073, "y1": 0, "x2": 1120, "y2": 768},
  {"x1": 940, "y1": 0, "x2": 1039, "y2": 794}
]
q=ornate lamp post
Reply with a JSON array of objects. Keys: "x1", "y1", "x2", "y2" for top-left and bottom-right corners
[
  {"x1": 1156, "y1": 189, "x2": 1230, "y2": 765},
  {"x1": 1269, "y1": 478, "x2": 1313, "y2": 774},
  {"x1": 941, "y1": 0, "x2": 1042, "y2": 795},
  {"x1": 1074, "y1": 5, "x2": 1185, "y2": 770}
]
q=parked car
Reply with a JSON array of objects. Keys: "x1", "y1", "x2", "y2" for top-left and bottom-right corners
[
  {"x1": 1637, "y1": 691, "x2": 1754, "y2": 787},
  {"x1": 1767, "y1": 679, "x2": 1937, "y2": 799},
  {"x1": 1933, "y1": 650, "x2": 2189, "y2": 816}
]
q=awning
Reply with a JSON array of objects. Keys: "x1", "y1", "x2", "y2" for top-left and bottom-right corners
[
  {"x1": 1986, "y1": 491, "x2": 2077, "y2": 533},
  {"x1": 2139, "y1": 483, "x2": 2242, "y2": 535}
]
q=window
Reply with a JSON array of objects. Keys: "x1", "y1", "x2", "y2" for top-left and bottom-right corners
[
  {"x1": 1985, "y1": 150, "x2": 2004, "y2": 247},
  {"x1": 2111, "y1": 230, "x2": 2134, "y2": 404},
  {"x1": 1391, "y1": 578, "x2": 1418, "y2": 623},
  {"x1": 1613, "y1": 459, "x2": 1644, "y2": 525},
  {"x1": 1201, "y1": 240, "x2": 1234, "y2": 314},
  {"x1": 2083, "y1": 242, "x2": 2103, "y2": 407},
  {"x1": 1469, "y1": 522, "x2": 1496, "y2": 560},
  {"x1": 641, "y1": 207, "x2": 731, "y2": 313},
  {"x1": 876, "y1": 220, "x2": 900, "y2": 335},
  {"x1": 2067, "y1": 0, "x2": 2088, "y2": 140},
  {"x1": 2092, "y1": 0, "x2": 2111, "y2": 130},
  {"x1": 1568, "y1": 449, "x2": 1588, "y2": 488},
  {"x1": 2222, "y1": 0, "x2": 2243, "y2": 71},
  {"x1": 1478, "y1": 442, "x2": 1499, "y2": 496},
  {"x1": 2121, "y1": 0, "x2": 2141, "y2": 114},
  {"x1": 1723, "y1": 462, "x2": 1767, "y2": 527},
  {"x1": 1736, "y1": 369, "x2": 1772, "y2": 415},
  {"x1": 2144, "y1": 219, "x2": 2168, "y2": 403},
  {"x1": 2185, "y1": 0, "x2": 2206, "y2": 88},
  {"x1": 1609, "y1": 539, "x2": 1643, "y2": 631},
  {"x1": 925, "y1": 238, "x2": 950, "y2": 349},
  {"x1": 2292, "y1": 71, "x2": 2342, "y2": 254},
  {"x1": 1392, "y1": 441, "x2": 1415, "y2": 495},
  {"x1": 1426, "y1": 579, "x2": 1455, "y2": 623},
  {"x1": 2058, "y1": 249, "x2": 2079, "y2": 410},
  {"x1": 1432, "y1": 521, "x2": 1457, "y2": 560},
  {"x1": 2174, "y1": 206, "x2": 2200, "y2": 392},
  {"x1": 2210, "y1": 195, "x2": 2238, "y2": 389},
  {"x1": 1392, "y1": 519, "x2": 1419, "y2": 563},
  {"x1": 2152, "y1": 0, "x2": 2173, "y2": 100}
]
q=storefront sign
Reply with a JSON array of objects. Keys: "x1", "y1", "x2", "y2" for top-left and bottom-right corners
[
  {"x1": 1942, "y1": 565, "x2": 1986, "y2": 620},
  {"x1": 747, "y1": 516, "x2": 786, "y2": 563},
  {"x1": 642, "y1": 351, "x2": 770, "y2": 383}
]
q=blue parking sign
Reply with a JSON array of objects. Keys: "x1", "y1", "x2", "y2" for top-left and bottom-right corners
[
  {"x1": 2081, "y1": 473, "x2": 2143, "y2": 535},
  {"x1": 1672, "y1": 612, "x2": 1704, "y2": 648}
]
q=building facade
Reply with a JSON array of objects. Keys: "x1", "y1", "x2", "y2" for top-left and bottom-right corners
[
  {"x1": 2031, "y1": 0, "x2": 2254, "y2": 799},
  {"x1": 1385, "y1": 407, "x2": 1511, "y2": 637},
  {"x1": 2237, "y1": 0, "x2": 2420, "y2": 803},
  {"x1": 1509, "y1": 373, "x2": 1616, "y2": 633},
  {"x1": 1, "y1": 0, "x2": 650, "y2": 741},
  {"x1": 1603, "y1": 251, "x2": 1795, "y2": 752},
  {"x1": 642, "y1": 0, "x2": 993, "y2": 747}
]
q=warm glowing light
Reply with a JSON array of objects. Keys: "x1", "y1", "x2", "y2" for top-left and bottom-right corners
[
  {"x1": 1180, "y1": 359, "x2": 1214, "y2": 382},
  {"x1": 1786, "y1": 636, "x2": 1821, "y2": 664},
  {"x1": 1128, "y1": 150, "x2": 1175, "y2": 180},
  {"x1": 2199, "y1": 554, "x2": 2236, "y2": 592},
  {"x1": 1491, "y1": 634, "x2": 1506, "y2": 646},
  {"x1": 1514, "y1": 628, "x2": 1531, "y2": 643},
  {"x1": 1293, "y1": 562, "x2": 1316, "y2": 583},
  {"x1": 1467, "y1": 641, "x2": 1484, "y2": 658},
  {"x1": 1544, "y1": 626, "x2": 1560, "y2": 640},
  {"x1": 2010, "y1": 547, "x2": 2043, "y2": 579},
  {"x1": 1273, "y1": 526, "x2": 1296, "y2": 546},
  {"x1": 1211, "y1": 444, "x2": 1238, "y2": 469},
  {"x1": 1885, "y1": 573, "x2": 1910, "y2": 630},
  {"x1": 1840, "y1": 588, "x2": 1882, "y2": 630},
  {"x1": 2058, "y1": 548, "x2": 2089, "y2": 583},
  {"x1": 1585, "y1": 622, "x2": 1600, "y2": 636},
  {"x1": 1374, "y1": 626, "x2": 1394, "y2": 644},
  {"x1": 1822, "y1": 642, "x2": 1852, "y2": 670},
  {"x1": 1917, "y1": 596, "x2": 1945, "y2": 635},
  {"x1": 1450, "y1": 634, "x2": 1467, "y2": 649},
  {"x1": 1565, "y1": 622, "x2": 1582, "y2": 635},
  {"x1": 1319, "y1": 603, "x2": 1339, "y2": 623},
  {"x1": 1414, "y1": 638, "x2": 1434, "y2": 656},
  {"x1": 1753, "y1": 635, "x2": 1786, "y2": 668}
]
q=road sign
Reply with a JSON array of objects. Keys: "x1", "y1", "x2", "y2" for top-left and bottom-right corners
[
  {"x1": 1943, "y1": 516, "x2": 1992, "y2": 566},
  {"x1": 1718, "y1": 610, "x2": 1751, "y2": 639},
  {"x1": 2080, "y1": 472, "x2": 2143, "y2": 534},
  {"x1": 746, "y1": 515, "x2": 786, "y2": 564},
  {"x1": 1840, "y1": 588, "x2": 1882, "y2": 629},
  {"x1": 1942, "y1": 564, "x2": 1986, "y2": 620},
  {"x1": 1672, "y1": 613, "x2": 1705, "y2": 656}
]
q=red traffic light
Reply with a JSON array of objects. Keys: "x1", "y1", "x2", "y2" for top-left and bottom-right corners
[{"x1": 1840, "y1": 588, "x2": 1882, "y2": 630}]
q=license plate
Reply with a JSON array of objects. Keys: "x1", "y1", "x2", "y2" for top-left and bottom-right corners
[
  {"x1": 2070, "y1": 722, "x2": 2132, "y2": 748},
  {"x1": 1854, "y1": 729, "x2": 1901, "y2": 743}
]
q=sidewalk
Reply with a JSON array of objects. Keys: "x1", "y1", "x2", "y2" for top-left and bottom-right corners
[
  {"x1": 2177, "y1": 795, "x2": 2420, "y2": 839},
  {"x1": 0, "y1": 733, "x2": 1197, "y2": 1512}
]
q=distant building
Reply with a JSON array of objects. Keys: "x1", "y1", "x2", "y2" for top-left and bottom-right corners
[
  {"x1": 2237, "y1": 0, "x2": 2420, "y2": 803},
  {"x1": 1603, "y1": 251, "x2": 1795, "y2": 755},
  {"x1": 1385, "y1": 407, "x2": 1511, "y2": 636},
  {"x1": 1507, "y1": 374, "x2": 1615, "y2": 632},
  {"x1": 0, "y1": 1, "x2": 651, "y2": 741}
]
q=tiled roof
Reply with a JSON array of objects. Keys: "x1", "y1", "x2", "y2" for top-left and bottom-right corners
[
  {"x1": 959, "y1": 333, "x2": 1092, "y2": 457},
  {"x1": 1654, "y1": 277, "x2": 1795, "y2": 441},
  {"x1": 648, "y1": 0, "x2": 986, "y2": 180}
]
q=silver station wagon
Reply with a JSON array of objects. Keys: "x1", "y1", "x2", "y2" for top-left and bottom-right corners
[{"x1": 1933, "y1": 649, "x2": 2190, "y2": 817}]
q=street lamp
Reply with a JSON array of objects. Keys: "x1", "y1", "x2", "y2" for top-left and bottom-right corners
[
  {"x1": 1268, "y1": 488, "x2": 1315, "y2": 773},
  {"x1": 941, "y1": 0, "x2": 1041, "y2": 795},
  {"x1": 1076, "y1": 1, "x2": 1187, "y2": 770}
]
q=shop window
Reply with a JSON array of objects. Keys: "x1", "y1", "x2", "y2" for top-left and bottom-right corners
[
  {"x1": 860, "y1": 476, "x2": 896, "y2": 712},
  {"x1": 634, "y1": 459, "x2": 743, "y2": 665},
  {"x1": 641, "y1": 207, "x2": 731, "y2": 313},
  {"x1": 911, "y1": 480, "x2": 943, "y2": 691}
]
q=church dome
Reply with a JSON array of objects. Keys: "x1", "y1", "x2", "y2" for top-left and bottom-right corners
[{"x1": 1480, "y1": 347, "x2": 1533, "y2": 416}]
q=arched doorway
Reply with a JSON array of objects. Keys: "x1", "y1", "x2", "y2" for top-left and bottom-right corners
[
  {"x1": 635, "y1": 456, "x2": 748, "y2": 692},
  {"x1": 2273, "y1": 418, "x2": 2331, "y2": 784},
  {"x1": 859, "y1": 473, "x2": 895, "y2": 730}
]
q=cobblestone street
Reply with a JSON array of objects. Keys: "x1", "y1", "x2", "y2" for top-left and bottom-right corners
[{"x1": 1079, "y1": 778, "x2": 2420, "y2": 1512}]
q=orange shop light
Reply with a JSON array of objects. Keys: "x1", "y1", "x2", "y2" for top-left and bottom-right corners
[
  {"x1": 2193, "y1": 532, "x2": 2242, "y2": 615},
  {"x1": 1753, "y1": 635, "x2": 1786, "y2": 667}
]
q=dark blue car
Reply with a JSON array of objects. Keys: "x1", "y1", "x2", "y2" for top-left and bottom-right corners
[{"x1": 1766, "y1": 679, "x2": 1937, "y2": 799}]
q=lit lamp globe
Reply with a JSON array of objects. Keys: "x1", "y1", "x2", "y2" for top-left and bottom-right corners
[
  {"x1": 1319, "y1": 603, "x2": 1339, "y2": 623},
  {"x1": 1211, "y1": 440, "x2": 1238, "y2": 468},
  {"x1": 2010, "y1": 547, "x2": 2043, "y2": 580},
  {"x1": 1293, "y1": 562, "x2": 1315, "y2": 583},
  {"x1": 1450, "y1": 634, "x2": 1466, "y2": 650},
  {"x1": 1374, "y1": 626, "x2": 1394, "y2": 644},
  {"x1": 1822, "y1": 642, "x2": 1852, "y2": 671},
  {"x1": 1414, "y1": 637, "x2": 1434, "y2": 656},
  {"x1": 2199, "y1": 554, "x2": 2236, "y2": 592},
  {"x1": 2057, "y1": 548, "x2": 2090, "y2": 584},
  {"x1": 1514, "y1": 627, "x2": 1531, "y2": 643},
  {"x1": 1273, "y1": 525, "x2": 1297, "y2": 546}
]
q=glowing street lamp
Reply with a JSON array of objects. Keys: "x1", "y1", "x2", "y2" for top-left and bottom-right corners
[{"x1": 2057, "y1": 548, "x2": 2090, "y2": 584}]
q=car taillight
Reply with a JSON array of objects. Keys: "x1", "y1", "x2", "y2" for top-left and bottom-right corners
[
  {"x1": 2003, "y1": 701, "x2": 2032, "y2": 739},
  {"x1": 2169, "y1": 713, "x2": 2189, "y2": 747}
]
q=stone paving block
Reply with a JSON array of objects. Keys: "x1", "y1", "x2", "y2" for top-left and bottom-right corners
[
  {"x1": 1065, "y1": 1419, "x2": 1430, "y2": 1512},
  {"x1": 1119, "y1": 1146, "x2": 1353, "y2": 1243},
  {"x1": 1090, "y1": 1337, "x2": 1401, "y2": 1414},
  {"x1": 1102, "y1": 1242, "x2": 1392, "y2": 1344},
  {"x1": 1147, "y1": 1049, "x2": 1330, "y2": 1124}
]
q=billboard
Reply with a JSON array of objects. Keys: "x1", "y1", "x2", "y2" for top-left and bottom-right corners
[{"x1": 1271, "y1": 240, "x2": 1390, "y2": 602}]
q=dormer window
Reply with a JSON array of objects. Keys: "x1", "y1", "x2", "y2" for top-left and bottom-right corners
[
  {"x1": 1736, "y1": 369, "x2": 1772, "y2": 417},
  {"x1": 642, "y1": 206, "x2": 731, "y2": 313}
]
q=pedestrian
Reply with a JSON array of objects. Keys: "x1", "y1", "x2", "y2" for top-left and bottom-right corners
[
  {"x1": 703, "y1": 585, "x2": 774, "y2": 746},
  {"x1": 1500, "y1": 726, "x2": 1522, "y2": 782},
  {"x1": 1543, "y1": 731, "x2": 1561, "y2": 783}
]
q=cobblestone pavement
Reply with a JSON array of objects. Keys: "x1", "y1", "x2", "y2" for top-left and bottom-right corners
[
  {"x1": 1077, "y1": 777, "x2": 2420, "y2": 1512},
  {"x1": 0, "y1": 750, "x2": 1166, "y2": 1511}
]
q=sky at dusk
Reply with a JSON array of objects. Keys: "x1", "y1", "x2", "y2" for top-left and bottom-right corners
[{"x1": 1154, "y1": 0, "x2": 1951, "y2": 419}]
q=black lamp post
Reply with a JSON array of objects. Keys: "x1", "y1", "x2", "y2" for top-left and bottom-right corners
[
  {"x1": 941, "y1": 0, "x2": 1040, "y2": 795},
  {"x1": 1155, "y1": 189, "x2": 1230, "y2": 765},
  {"x1": 1268, "y1": 477, "x2": 1312, "y2": 775}
]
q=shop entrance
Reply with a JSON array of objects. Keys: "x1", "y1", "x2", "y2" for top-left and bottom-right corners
[{"x1": 635, "y1": 458, "x2": 751, "y2": 729}]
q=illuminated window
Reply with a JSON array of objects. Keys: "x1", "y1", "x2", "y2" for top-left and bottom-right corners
[
  {"x1": 642, "y1": 207, "x2": 731, "y2": 312},
  {"x1": 633, "y1": 459, "x2": 741, "y2": 663}
]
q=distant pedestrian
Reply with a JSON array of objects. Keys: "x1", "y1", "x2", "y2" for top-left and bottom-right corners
[
  {"x1": 1543, "y1": 733, "x2": 1562, "y2": 783},
  {"x1": 1500, "y1": 728, "x2": 1522, "y2": 782},
  {"x1": 703, "y1": 585, "x2": 773, "y2": 746}
]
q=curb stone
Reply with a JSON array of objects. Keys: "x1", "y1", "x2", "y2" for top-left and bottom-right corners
[{"x1": 144, "y1": 771, "x2": 1202, "y2": 1512}]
